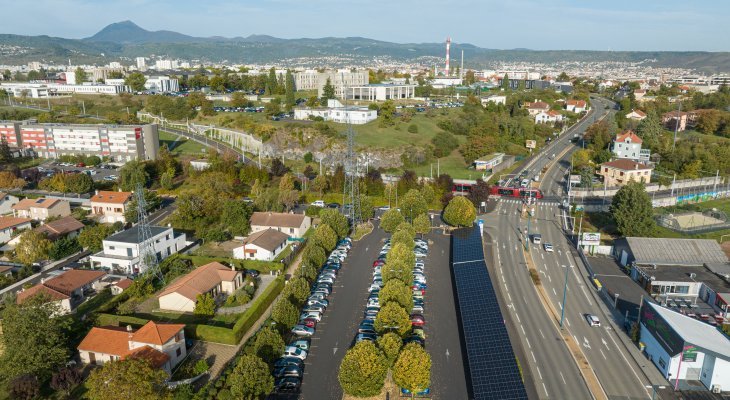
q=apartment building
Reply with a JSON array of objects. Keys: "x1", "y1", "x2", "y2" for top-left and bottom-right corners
[
  {"x1": 0, "y1": 122, "x2": 159, "y2": 162},
  {"x1": 293, "y1": 69, "x2": 369, "y2": 98},
  {"x1": 89, "y1": 225, "x2": 187, "y2": 275}
]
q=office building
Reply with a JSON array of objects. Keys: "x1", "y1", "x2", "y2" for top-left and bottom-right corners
[
  {"x1": 144, "y1": 76, "x2": 179, "y2": 93},
  {"x1": 343, "y1": 83, "x2": 416, "y2": 101},
  {"x1": 293, "y1": 69, "x2": 368, "y2": 98}
]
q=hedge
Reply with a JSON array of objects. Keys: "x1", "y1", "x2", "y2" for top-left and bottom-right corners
[{"x1": 232, "y1": 276, "x2": 285, "y2": 343}]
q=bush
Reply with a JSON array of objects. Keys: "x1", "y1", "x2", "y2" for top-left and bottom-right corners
[
  {"x1": 194, "y1": 359, "x2": 210, "y2": 375},
  {"x1": 407, "y1": 124, "x2": 418, "y2": 133}
]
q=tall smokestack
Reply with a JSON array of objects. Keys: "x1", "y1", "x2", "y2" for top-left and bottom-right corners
[
  {"x1": 460, "y1": 50, "x2": 464, "y2": 79},
  {"x1": 445, "y1": 37, "x2": 451, "y2": 76}
]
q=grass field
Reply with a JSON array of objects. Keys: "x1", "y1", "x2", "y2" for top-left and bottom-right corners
[{"x1": 159, "y1": 130, "x2": 208, "y2": 156}]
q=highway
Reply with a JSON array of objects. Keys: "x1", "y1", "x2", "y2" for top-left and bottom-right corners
[{"x1": 487, "y1": 97, "x2": 655, "y2": 399}]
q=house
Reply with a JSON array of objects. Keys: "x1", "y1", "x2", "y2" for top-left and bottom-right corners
[
  {"x1": 473, "y1": 153, "x2": 505, "y2": 172},
  {"x1": 633, "y1": 89, "x2": 647, "y2": 100},
  {"x1": 78, "y1": 321, "x2": 187, "y2": 374},
  {"x1": 598, "y1": 159, "x2": 653, "y2": 187},
  {"x1": 158, "y1": 262, "x2": 243, "y2": 313},
  {"x1": 0, "y1": 266, "x2": 12, "y2": 277},
  {"x1": 523, "y1": 101, "x2": 550, "y2": 116},
  {"x1": 34, "y1": 216, "x2": 85, "y2": 240},
  {"x1": 662, "y1": 111, "x2": 698, "y2": 132},
  {"x1": 534, "y1": 110, "x2": 563, "y2": 124},
  {"x1": 0, "y1": 192, "x2": 19, "y2": 215},
  {"x1": 12, "y1": 198, "x2": 71, "y2": 221},
  {"x1": 90, "y1": 190, "x2": 133, "y2": 223},
  {"x1": 612, "y1": 130, "x2": 650, "y2": 162},
  {"x1": 565, "y1": 99, "x2": 587, "y2": 113},
  {"x1": 626, "y1": 109, "x2": 647, "y2": 121},
  {"x1": 90, "y1": 225, "x2": 187, "y2": 275},
  {"x1": 250, "y1": 212, "x2": 311, "y2": 239},
  {"x1": 16, "y1": 269, "x2": 107, "y2": 314},
  {"x1": 111, "y1": 278, "x2": 133, "y2": 295},
  {"x1": 480, "y1": 95, "x2": 506, "y2": 106},
  {"x1": 233, "y1": 229, "x2": 289, "y2": 261},
  {"x1": 0, "y1": 216, "x2": 32, "y2": 243}
]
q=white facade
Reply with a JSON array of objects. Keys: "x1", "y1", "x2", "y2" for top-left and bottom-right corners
[
  {"x1": 344, "y1": 84, "x2": 416, "y2": 102},
  {"x1": 144, "y1": 76, "x2": 179, "y2": 93},
  {"x1": 136, "y1": 57, "x2": 146, "y2": 69},
  {"x1": 154, "y1": 60, "x2": 178, "y2": 70},
  {"x1": 481, "y1": 95, "x2": 506, "y2": 106},
  {"x1": 0, "y1": 194, "x2": 19, "y2": 215},
  {"x1": 534, "y1": 111, "x2": 563, "y2": 124},
  {"x1": 90, "y1": 226, "x2": 187, "y2": 275},
  {"x1": 294, "y1": 106, "x2": 377, "y2": 125},
  {"x1": 310, "y1": 69, "x2": 369, "y2": 97},
  {"x1": 12, "y1": 199, "x2": 71, "y2": 221},
  {"x1": 0, "y1": 218, "x2": 31, "y2": 243},
  {"x1": 0, "y1": 83, "x2": 51, "y2": 98},
  {"x1": 430, "y1": 77, "x2": 463, "y2": 88}
]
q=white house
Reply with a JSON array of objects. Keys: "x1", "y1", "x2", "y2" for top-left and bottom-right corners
[
  {"x1": 565, "y1": 99, "x2": 587, "y2": 113},
  {"x1": 294, "y1": 100, "x2": 377, "y2": 124},
  {"x1": 158, "y1": 262, "x2": 243, "y2": 313},
  {"x1": 612, "y1": 130, "x2": 649, "y2": 162},
  {"x1": 524, "y1": 101, "x2": 550, "y2": 116},
  {"x1": 90, "y1": 191, "x2": 133, "y2": 224},
  {"x1": 233, "y1": 229, "x2": 289, "y2": 261},
  {"x1": 534, "y1": 110, "x2": 563, "y2": 124},
  {"x1": 78, "y1": 321, "x2": 187, "y2": 375},
  {"x1": 12, "y1": 198, "x2": 71, "y2": 221},
  {"x1": 626, "y1": 109, "x2": 647, "y2": 121},
  {"x1": 89, "y1": 225, "x2": 187, "y2": 275},
  {"x1": 16, "y1": 269, "x2": 107, "y2": 314},
  {"x1": 0, "y1": 216, "x2": 31, "y2": 244},
  {"x1": 0, "y1": 192, "x2": 19, "y2": 215},
  {"x1": 250, "y1": 212, "x2": 311, "y2": 239}
]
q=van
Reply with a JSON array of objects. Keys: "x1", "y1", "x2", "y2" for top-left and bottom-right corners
[{"x1": 532, "y1": 234, "x2": 542, "y2": 244}]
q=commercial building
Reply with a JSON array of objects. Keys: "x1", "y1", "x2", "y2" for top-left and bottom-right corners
[
  {"x1": 90, "y1": 191, "x2": 133, "y2": 223},
  {"x1": 89, "y1": 225, "x2": 187, "y2": 275},
  {"x1": 473, "y1": 153, "x2": 505, "y2": 172},
  {"x1": 144, "y1": 76, "x2": 179, "y2": 93},
  {"x1": 250, "y1": 212, "x2": 311, "y2": 239},
  {"x1": 293, "y1": 69, "x2": 369, "y2": 98},
  {"x1": 12, "y1": 198, "x2": 71, "y2": 221},
  {"x1": 158, "y1": 262, "x2": 243, "y2": 313},
  {"x1": 294, "y1": 105, "x2": 377, "y2": 124},
  {"x1": 136, "y1": 57, "x2": 146, "y2": 69},
  {"x1": 78, "y1": 321, "x2": 186, "y2": 374},
  {"x1": 598, "y1": 159, "x2": 653, "y2": 187},
  {"x1": 0, "y1": 122, "x2": 160, "y2": 162},
  {"x1": 639, "y1": 301, "x2": 730, "y2": 392},
  {"x1": 233, "y1": 228, "x2": 289, "y2": 261},
  {"x1": 343, "y1": 84, "x2": 416, "y2": 102}
]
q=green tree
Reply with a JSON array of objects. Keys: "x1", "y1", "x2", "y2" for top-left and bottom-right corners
[
  {"x1": 74, "y1": 67, "x2": 87, "y2": 84},
  {"x1": 375, "y1": 302, "x2": 411, "y2": 336},
  {"x1": 696, "y1": 109, "x2": 722, "y2": 134},
  {"x1": 124, "y1": 72, "x2": 147, "y2": 92},
  {"x1": 272, "y1": 298, "x2": 298, "y2": 328},
  {"x1": 49, "y1": 236, "x2": 82, "y2": 260},
  {"x1": 209, "y1": 75, "x2": 226, "y2": 92},
  {"x1": 0, "y1": 170, "x2": 25, "y2": 189},
  {"x1": 380, "y1": 209, "x2": 405, "y2": 233},
  {"x1": 78, "y1": 224, "x2": 115, "y2": 252},
  {"x1": 64, "y1": 173, "x2": 94, "y2": 193},
  {"x1": 338, "y1": 341, "x2": 388, "y2": 397},
  {"x1": 379, "y1": 279, "x2": 413, "y2": 310},
  {"x1": 311, "y1": 174, "x2": 328, "y2": 196},
  {"x1": 302, "y1": 244, "x2": 327, "y2": 269},
  {"x1": 311, "y1": 224, "x2": 337, "y2": 252},
  {"x1": 252, "y1": 327, "x2": 285, "y2": 365},
  {"x1": 501, "y1": 73, "x2": 510, "y2": 90},
  {"x1": 635, "y1": 113, "x2": 664, "y2": 152},
  {"x1": 610, "y1": 181, "x2": 655, "y2": 237},
  {"x1": 228, "y1": 354, "x2": 274, "y2": 399},
  {"x1": 266, "y1": 67, "x2": 278, "y2": 95},
  {"x1": 124, "y1": 189, "x2": 161, "y2": 223},
  {"x1": 382, "y1": 259, "x2": 412, "y2": 284},
  {"x1": 86, "y1": 359, "x2": 169, "y2": 400},
  {"x1": 230, "y1": 92, "x2": 250, "y2": 108},
  {"x1": 413, "y1": 214, "x2": 431, "y2": 237},
  {"x1": 319, "y1": 209, "x2": 349, "y2": 239},
  {"x1": 400, "y1": 189, "x2": 428, "y2": 222},
  {"x1": 321, "y1": 77, "x2": 335, "y2": 103},
  {"x1": 379, "y1": 100, "x2": 396, "y2": 128},
  {"x1": 377, "y1": 332, "x2": 403, "y2": 366},
  {"x1": 443, "y1": 196, "x2": 476, "y2": 227},
  {"x1": 584, "y1": 120, "x2": 613, "y2": 151},
  {"x1": 119, "y1": 160, "x2": 149, "y2": 190},
  {"x1": 194, "y1": 293, "x2": 216, "y2": 316},
  {"x1": 15, "y1": 230, "x2": 52, "y2": 265},
  {"x1": 393, "y1": 343, "x2": 432, "y2": 396},
  {"x1": 0, "y1": 137, "x2": 11, "y2": 163},
  {"x1": 220, "y1": 200, "x2": 253, "y2": 236},
  {"x1": 358, "y1": 195, "x2": 375, "y2": 221},
  {"x1": 285, "y1": 69, "x2": 296, "y2": 109},
  {"x1": 0, "y1": 295, "x2": 70, "y2": 381},
  {"x1": 283, "y1": 277, "x2": 311, "y2": 306}
]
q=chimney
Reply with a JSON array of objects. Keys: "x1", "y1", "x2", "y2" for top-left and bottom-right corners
[
  {"x1": 635, "y1": 163, "x2": 639, "y2": 170},
  {"x1": 95, "y1": 189, "x2": 99, "y2": 196}
]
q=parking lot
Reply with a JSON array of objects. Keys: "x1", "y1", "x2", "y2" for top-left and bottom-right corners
[
  {"x1": 35, "y1": 161, "x2": 120, "y2": 182},
  {"x1": 587, "y1": 255, "x2": 647, "y2": 321}
]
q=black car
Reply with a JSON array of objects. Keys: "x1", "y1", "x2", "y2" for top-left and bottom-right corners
[
  {"x1": 275, "y1": 377, "x2": 301, "y2": 393},
  {"x1": 404, "y1": 335, "x2": 425, "y2": 347},
  {"x1": 274, "y1": 365, "x2": 303, "y2": 378},
  {"x1": 358, "y1": 324, "x2": 376, "y2": 334},
  {"x1": 274, "y1": 357, "x2": 304, "y2": 369},
  {"x1": 327, "y1": 202, "x2": 340, "y2": 209},
  {"x1": 244, "y1": 269, "x2": 260, "y2": 278}
]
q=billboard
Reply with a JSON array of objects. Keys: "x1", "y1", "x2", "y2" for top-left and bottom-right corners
[
  {"x1": 525, "y1": 140, "x2": 536, "y2": 149},
  {"x1": 641, "y1": 303, "x2": 684, "y2": 356},
  {"x1": 582, "y1": 233, "x2": 600, "y2": 246}
]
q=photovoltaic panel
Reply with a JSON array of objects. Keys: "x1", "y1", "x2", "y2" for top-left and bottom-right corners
[{"x1": 451, "y1": 226, "x2": 528, "y2": 400}]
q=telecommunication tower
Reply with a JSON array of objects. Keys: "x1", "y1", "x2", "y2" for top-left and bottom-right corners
[
  {"x1": 135, "y1": 183, "x2": 164, "y2": 284},
  {"x1": 341, "y1": 75, "x2": 361, "y2": 225}
]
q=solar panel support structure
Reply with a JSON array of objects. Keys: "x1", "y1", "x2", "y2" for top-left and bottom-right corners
[
  {"x1": 341, "y1": 74, "x2": 361, "y2": 225},
  {"x1": 135, "y1": 182, "x2": 164, "y2": 284}
]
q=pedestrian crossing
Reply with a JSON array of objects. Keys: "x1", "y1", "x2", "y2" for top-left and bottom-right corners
[{"x1": 495, "y1": 198, "x2": 561, "y2": 206}]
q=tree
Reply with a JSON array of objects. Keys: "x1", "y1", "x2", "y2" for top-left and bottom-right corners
[
  {"x1": 393, "y1": 343, "x2": 432, "y2": 396},
  {"x1": 610, "y1": 180, "x2": 655, "y2": 237},
  {"x1": 338, "y1": 341, "x2": 388, "y2": 397},
  {"x1": 375, "y1": 302, "x2": 411, "y2": 336},
  {"x1": 696, "y1": 109, "x2": 722, "y2": 134},
  {"x1": 228, "y1": 354, "x2": 274, "y2": 399},
  {"x1": 252, "y1": 327, "x2": 285, "y2": 365},
  {"x1": 584, "y1": 120, "x2": 613, "y2": 151},
  {"x1": 0, "y1": 137, "x2": 12, "y2": 163},
  {"x1": 119, "y1": 160, "x2": 149, "y2": 190},
  {"x1": 283, "y1": 277, "x2": 311, "y2": 306},
  {"x1": 319, "y1": 209, "x2": 349, "y2": 239},
  {"x1": 86, "y1": 359, "x2": 169, "y2": 400},
  {"x1": 270, "y1": 158, "x2": 290, "y2": 177},
  {"x1": 380, "y1": 209, "x2": 405, "y2": 233},
  {"x1": 0, "y1": 170, "x2": 25, "y2": 189},
  {"x1": 194, "y1": 293, "x2": 216, "y2": 316},
  {"x1": 379, "y1": 100, "x2": 396, "y2": 127},
  {"x1": 74, "y1": 67, "x2": 87, "y2": 84},
  {"x1": 302, "y1": 244, "x2": 326, "y2": 269},
  {"x1": 125, "y1": 72, "x2": 147, "y2": 92},
  {"x1": 49, "y1": 236, "x2": 82, "y2": 260},
  {"x1": 272, "y1": 298, "x2": 298, "y2": 328},
  {"x1": 379, "y1": 279, "x2": 413, "y2": 310},
  {"x1": 51, "y1": 366, "x2": 83, "y2": 397},
  {"x1": 557, "y1": 72, "x2": 571, "y2": 81},
  {"x1": 501, "y1": 73, "x2": 510, "y2": 90},
  {"x1": 443, "y1": 196, "x2": 476, "y2": 227},
  {"x1": 124, "y1": 189, "x2": 162, "y2": 223},
  {"x1": 277, "y1": 173, "x2": 299, "y2": 211},
  {"x1": 311, "y1": 224, "x2": 337, "y2": 252},
  {"x1": 78, "y1": 224, "x2": 115, "y2": 252},
  {"x1": 321, "y1": 77, "x2": 335, "y2": 103},
  {"x1": 358, "y1": 195, "x2": 375, "y2": 221},
  {"x1": 0, "y1": 295, "x2": 70, "y2": 381},
  {"x1": 285, "y1": 70, "x2": 296, "y2": 109},
  {"x1": 230, "y1": 91, "x2": 249, "y2": 108},
  {"x1": 635, "y1": 113, "x2": 664, "y2": 152},
  {"x1": 377, "y1": 332, "x2": 403, "y2": 366},
  {"x1": 9, "y1": 374, "x2": 39, "y2": 400},
  {"x1": 413, "y1": 214, "x2": 431, "y2": 237},
  {"x1": 220, "y1": 200, "x2": 252, "y2": 236},
  {"x1": 392, "y1": 223, "x2": 415, "y2": 249},
  {"x1": 400, "y1": 189, "x2": 428, "y2": 221},
  {"x1": 266, "y1": 68, "x2": 278, "y2": 95},
  {"x1": 15, "y1": 230, "x2": 52, "y2": 265},
  {"x1": 466, "y1": 179, "x2": 490, "y2": 208}
]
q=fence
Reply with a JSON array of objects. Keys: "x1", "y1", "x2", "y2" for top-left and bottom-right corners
[{"x1": 656, "y1": 210, "x2": 730, "y2": 235}]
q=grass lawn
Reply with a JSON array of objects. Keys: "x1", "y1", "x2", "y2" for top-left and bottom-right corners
[
  {"x1": 410, "y1": 148, "x2": 478, "y2": 180},
  {"x1": 159, "y1": 130, "x2": 208, "y2": 156},
  {"x1": 353, "y1": 113, "x2": 447, "y2": 149},
  {"x1": 273, "y1": 244, "x2": 293, "y2": 262}
]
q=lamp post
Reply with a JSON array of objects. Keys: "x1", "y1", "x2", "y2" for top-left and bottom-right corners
[
  {"x1": 560, "y1": 265, "x2": 569, "y2": 328},
  {"x1": 614, "y1": 293, "x2": 620, "y2": 309}
]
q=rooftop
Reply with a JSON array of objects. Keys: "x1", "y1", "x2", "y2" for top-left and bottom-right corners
[
  {"x1": 43, "y1": 269, "x2": 107, "y2": 296},
  {"x1": 0, "y1": 216, "x2": 31, "y2": 231},
  {"x1": 35, "y1": 216, "x2": 84, "y2": 239},
  {"x1": 635, "y1": 264, "x2": 730, "y2": 294},
  {"x1": 90, "y1": 191, "x2": 133, "y2": 204},
  {"x1": 158, "y1": 261, "x2": 240, "y2": 301},
  {"x1": 12, "y1": 198, "x2": 62, "y2": 210},
  {"x1": 645, "y1": 302, "x2": 730, "y2": 359},
  {"x1": 250, "y1": 212, "x2": 308, "y2": 229},
  {"x1": 601, "y1": 159, "x2": 653, "y2": 171},
  {"x1": 242, "y1": 228, "x2": 289, "y2": 252},
  {"x1": 105, "y1": 225, "x2": 172, "y2": 244},
  {"x1": 625, "y1": 237, "x2": 728, "y2": 266},
  {"x1": 615, "y1": 130, "x2": 643, "y2": 144}
]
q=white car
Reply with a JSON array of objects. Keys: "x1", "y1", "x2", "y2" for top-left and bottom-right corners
[
  {"x1": 378, "y1": 205, "x2": 391, "y2": 211},
  {"x1": 543, "y1": 243, "x2": 554, "y2": 252},
  {"x1": 585, "y1": 314, "x2": 601, "y2": 327},
  {"x1": 300, "y1": 312, "x2": 322, "y2": 322},
  {"x1": 311, "y1": 200, "x2": 326, "y2": 207},
  {"x1": 283, "y1": 346, "x2": 308, "y2": 360}
]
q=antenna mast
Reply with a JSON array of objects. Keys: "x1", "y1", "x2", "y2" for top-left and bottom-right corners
[
  {"x1": 135, "y1": 183, "x2": 163, "y2": 284},
  {"x1": 341, "y1": 73, "x2": 361, "y2": 226}
]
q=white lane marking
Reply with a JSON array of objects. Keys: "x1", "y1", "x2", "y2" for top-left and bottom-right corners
[
  {"x1": 507, "y1": 292, "x2": 512, "y2": 301},
  {"x1": 541, "y1": 253, "x2": 545, "y2": 260},
  {"x1": 543, "y1": 382, "x2": 549, "y2": 397},
  {"x1": 500, "y1": 267, "x2": 503, "y2": 275},
  {"x1": 558, "y1": 301, "x2": 562, "y2": 310},
  {"x1": 515, "y1": 313, "x2": 521, "y2": 323},
  {"x1": 538, "y1": 329, "x2": 545, "y2": 339},
  {"x1": 526, "y1": 338, "x2": 532, "y2": 349},
  {"x1": 565, "y1": 317, "x2": 571, "y2": 327},
  {"x1": 560, "y1": 372, "x2": 567, "y2": 385},
  {"x1": 580, "y1": 285, "x2": 593, "y2": 306},
  {"x1": 548, "y1": 274, "x2": 552, "y2": 283},
  {"x1": 531, "y1": 351, "x2": 536, "y2": 363},
  {"x1": 536, "y1": 366, "x2": 543, "y2": 380},
  {"x1": 521, "y1": 325, "x2": 526, "y2": 335},
  {"x1": 602, "y1": 337, "x2": 609, "y2": 349},
  {"x1": 600, "y1": 349, "x2": 607, "y2": 360},
  {"x1": 552, "y1": 287, "x2": 557, "y2": 296},
  {"x1": 583, "y1": 337, "x2": 591, "y2": 349}
]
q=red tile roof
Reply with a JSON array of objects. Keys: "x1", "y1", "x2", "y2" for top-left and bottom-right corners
[
  {"x1": 615, "y1": 130, "x2": 643, "y2": 144},
  {"x1": 12, "y1": 198, "x2": 61, "y2": 211},
  {"x1": 629, "y1": 109, "x2": 647, "y2": 117},
  {"x1": 0, "y1": 216, "x2": 31, "y2": 231},
  {"x1": 567, "y1": 99, "x2": 586, "y2": 108},
  {"x1": 525, "y1": 101, "x2": 550, "y2": 110},
  {"x1": 602, "y1": 159, "x2": 653, "y2": 171},
  {"x1": 114, "y1": 278, "x2": 133, "y2": 290},
  {"x1": 78, "y1": 321, "x2": 184, "y2": 363},
  {"x1": 16, "y1": 284, "x2": 69, "y2": 304},
  {"x1": 35, "y1": 216, "x2": 84, "y2": 240},
  {"x1": 125, "y1": 345, "x2": 170, "y2": 369},
  {"x1": 250, "y1": 212, "x2": 308, "y2": 229},
  {"x1": 43, "y1": 269, "x2": 107, "y2": 296},
  {"x1": 158, "y1": 262, "x2": 240, "y2": 301},
  {"x1": 90, "y1": 191, "x2": 133, "y2": 204},
  {"x1": 131, "y1": 321, "x2": 185, "y2": 346}
]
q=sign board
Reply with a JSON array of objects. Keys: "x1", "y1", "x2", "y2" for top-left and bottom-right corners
[
  {"x1": 682, "y1": 345, "x2": 698, "y2": 362},
  {"x1": 582, "y1": 233, "x2": 600, "y2": 246},
  {"x1": 525, "y1": 140, "x2": 536, "y2": 149}
]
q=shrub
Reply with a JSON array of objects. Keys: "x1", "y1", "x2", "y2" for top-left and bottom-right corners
[{"x1": 407, "y1": 124, "x2": 418, "y2": 133}]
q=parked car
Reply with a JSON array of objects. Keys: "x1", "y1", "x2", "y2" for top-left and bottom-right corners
[
  {"x1": 300, "y1": 311, "x2": 321, "y2": 322},
  {"x1": 300, "y1": 318, "x2": 317, "y2": 328},
  {"x1": 274, "y1": 357, "x2": 303, "y2": 369},
  {"x1": 410, "y1": 314, "x2": 426, "y2": 326},
  {"x1": 303, "y1": 304, "x2": 326, "y2": 313},
  {"x1": 356, "y1": 333, "x2": 377, "y2": 343},
  {"x1": 274, "y1": 377, "x2": 301, "y2": 393},
  {"x1": 291, "y1": 325, "x2": 315, "y2": 337},
  {"x1": 401, "y1": 387, "x2": 431, "y2": 397},
  {"x1": 311, "y1": 200, "x2": 326, "y2": 207},
  {"x1": 283, "y1": 346, "x2": 308, "y2": 360},
  {"x1": 274, "y1": 365, "x2": 303, "y2": 378}
]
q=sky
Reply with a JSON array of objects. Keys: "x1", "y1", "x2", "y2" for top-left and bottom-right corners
[{"x1": 2, "y1": 0, "x2": 728, "y2": 51}]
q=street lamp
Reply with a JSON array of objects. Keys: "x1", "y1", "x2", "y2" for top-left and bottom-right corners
[
  {"x1": 560, "y1": 265, "x2": 569, "y2": 328},
  {"x1": 614, "y1": 293, "x2": 620, "y2": 309}
]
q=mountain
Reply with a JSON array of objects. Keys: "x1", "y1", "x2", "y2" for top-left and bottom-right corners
[{"x1": 84, "y1": 20, "x2": 199, "y2": 44}]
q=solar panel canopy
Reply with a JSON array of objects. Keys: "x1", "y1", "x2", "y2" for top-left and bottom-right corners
[{"x1": 451, "y1": 226, "x2": 529, "y2": 400}]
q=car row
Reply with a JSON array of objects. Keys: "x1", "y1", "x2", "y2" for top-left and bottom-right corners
[{"x1": 274, "y1": 237, "x2": 353, "y2": 394}]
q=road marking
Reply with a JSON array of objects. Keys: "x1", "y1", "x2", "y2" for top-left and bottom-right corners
[
  {"x1": 526, "y1": 338, "x2": 531, "y2": 349},
  {"x1": 520, "y1": 325, "x2": 526, "y2": 335},
  {"x1": 548, "y1": 274, "x2": 552, "y2": 283},
  {"x1": 602, "y1": 337, "x2": 609, "y2": 349},
  {"x1": 558, "y1": 301, "x2": 562, "y2": 310},
  {"x1": 502, "y1": 275, "x2": 505, "y2": 283},
  {"x1": 507, "y1": 292, "x2": 512, "y2": 301},
  {"x1": 446, "y1": 349, "x2": 450, "y2": 362},
  {"x1": 515, "y1": 313, "x2": 521, "y2": 323},
  {"x1": 600, "y1": 349, "x2": 607, "y2": 360},
  {"x1": 536, "y1": 366, "x2": 543, "y2": 380},
  {"x1": 566, "y1": 317, "x2": 571, "y2": 327},
  {"x1": 552, "y1": 287, "x2": 557, "y2": 296},
  {"x1": 543, "y1": 382, "x2": 549, "y2": 396},
  {"x1": 499, "y1": 267, "x2": 503, "y2": 275},
  {"x1": 583, "y1": 337, "x2": 591, "y2": 349},
  {"x1": 333, "y1": 347, "x2": 338, "y2": 355},
  {"x1": 531, "y1": 351, "x2": 536, "y2": 363},
  {"x1": 541, "y1": 253, "x2": 544, "y2": 260},
  {"x1": 580, "y1": 286, "x2": 593, "y2": 306},
  {"x1": 560, "y1": 372, "x2": 567, "y2": 385}
]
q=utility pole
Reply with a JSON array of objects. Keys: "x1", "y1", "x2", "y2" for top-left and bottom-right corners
[
  {"x1": 560, "y1": 265, "x2": 569, "y2": 328},
  {"x1": 672, "y1": 101, "x2": 681, "y2": 151}
]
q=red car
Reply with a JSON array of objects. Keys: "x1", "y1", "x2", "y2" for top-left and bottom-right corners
[
  {"x1": 411, "y1": 286, "x2": 426, "y2": 295},
  {"x1": 300, "y1": 318, "x2": 317, "y2": 328},
  {"x1": 410, "y1": 314, "x2": 425, "y2": 327},
  {"x1": 76, "y1": 162, "x2": 85, "y2": 167},
  {"x1": 373, "y1": 260, "x2": 385, "y2": 267}
]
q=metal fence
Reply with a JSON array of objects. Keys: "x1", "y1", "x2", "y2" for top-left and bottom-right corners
[{"x1": 656, "y1": 210, "x2": 730, "y2": 235}]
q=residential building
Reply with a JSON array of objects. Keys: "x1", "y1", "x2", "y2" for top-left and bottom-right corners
[
  {"x1": 472, "y1": 153, "x2": 505, "y2": 172},
  {"x1": 90, "y1": 225, "x2": 187, "y2": 275},
  {"x1": 612, "y1": 130, "x2": 650, "y2": 162},
  {"x1": 90, "y1": 191, "x2": 133, "y2": 223},
  {"x1": 12, "y1": 198, "x2": 71, "y2": 221},
  {"x1": 662, "y1": 111, "x2": 698, "y2": 132},
  {"x1": 35, "y1": 216, "x2": 85, "y2": 240},
  {"x1": 136, "y1": 57, "x2": 146, "y2": 69},
  {"x1": 78, "y1": 321, "x2": 186, "y2": 374},
  {"x1": 0, "y1": 266, "x2": 12, "y2": 277},
  {"x1": 343, "y1": 84, "x2": 416, "y2": 102},
  {"x1": 626, "y1": 109, "x2": 647, "y2": 121},
  {"x1": 524, "y1": 101, "x2": 550, "y2": 116},
  {"x1": 0, "y1": 192, "x2": 19, "y2": 215},
  {"x1": 292, "y1": 69, "x2": 369, "y2": 97},
  {"x1": 565, "y1": 99, "x2": 587, "y2": 113},
  {"x1": 481, "y1": 95, "x2": 506, "y2": 106},
  {"x1": 158, "y1": 262, "x2": 243, "y2": 313},
  {"x1": 294, "y1": 105, "x2": 377, "y2": 124},
  {"x1": 250, "y1": 212, "x2": 311, "y2": 239},
  {"x1": 233, "y1": 229, "x2": 289, "y2": 261},
  {"x1": 0, "y1": 122, "x2": 160, "y2": 162},
  {"x1": 0, "y1": 216, "x2": 31, "y2": 243},
  {"x1": 154, "y1": 59, "x2": 179, "y2": 70},
  {"x1": 16, "y1": 269, "x2": 107, "y2": 314},
  {"x1": 634, "y1": 89, "x2": 647, "y2": 100},
  {"x1": 598, "y1": 159, "x2": 653, "y2": 187},
  {"x1": 639, "y1": 302, "x2": 730, "y2": 392},
  {"x1": 144, "y1": 76, "x2": 179, "y2": 93},
  {"x1": 534, "y1": 110, "x2": 563, "y2": 124},
  {"x1": 110, "y1": 278, "x2": 133, "y2": 295}
]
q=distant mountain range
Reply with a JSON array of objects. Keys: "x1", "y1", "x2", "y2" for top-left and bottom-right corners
[{"x1": 1, "y1": 21, "x2": 728, "y2": 74}]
